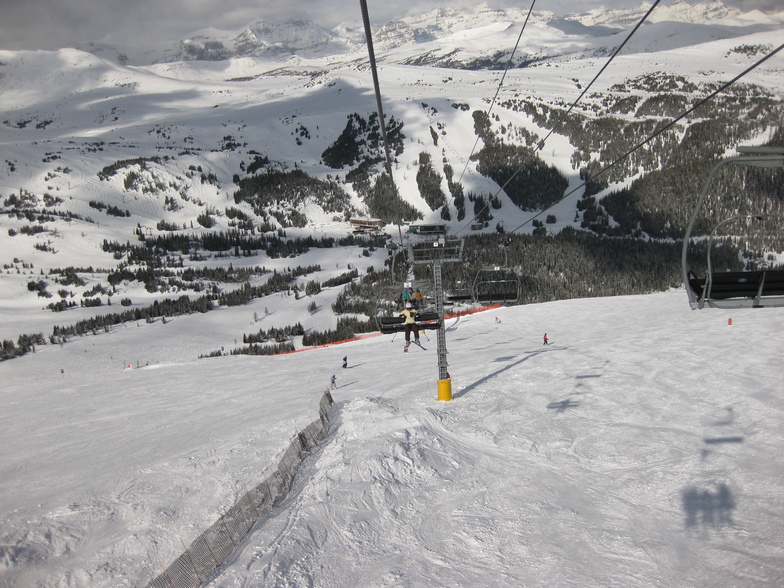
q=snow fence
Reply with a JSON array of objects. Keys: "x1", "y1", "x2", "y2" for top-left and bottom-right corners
[{"x1": 144, "y1": 390, "x2": 334, "y2": 588}]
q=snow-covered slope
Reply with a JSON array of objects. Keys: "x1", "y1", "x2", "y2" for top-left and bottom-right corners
[
  {"x1": 568, "y1": 0, "x2": 784, "y2": 27},
  {"x1": 0, "y1": 4, "x2": 783, "y2": 586},
  {"x1": 1, "y1": 17, "x2": 781, "y2": 237},
  {"x1": 1, "y1": 291, "x2": 782, "y2": 587}
]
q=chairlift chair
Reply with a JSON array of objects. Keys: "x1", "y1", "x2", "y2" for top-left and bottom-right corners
[
  {"x1": 378, "y1": 311, "x2": 442, "y2": 334},
  {"x1": 682, "y1": 146, "x2": 784, "y2": 309},
  {"x1": 471, "y1": 236, "x2": 520, "y2": 304},
  {"x1": 375, "y1": 280, "x2": 440, "y2": 333},
  {"x1": 472, "y1": 266, "x2": 521, "y2": 304},
  {"x1": 446, "y1": 279, "x2": 474, "y2": 304}
]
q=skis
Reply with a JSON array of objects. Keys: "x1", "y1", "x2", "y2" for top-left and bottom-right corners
[{"x1": 404, "y1": 340, "x2": 426, "y2": 353}]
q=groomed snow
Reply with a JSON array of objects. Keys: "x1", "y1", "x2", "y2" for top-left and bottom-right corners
[{"x1": 1, "y1": 290, "x2": 783, "y2": 587}]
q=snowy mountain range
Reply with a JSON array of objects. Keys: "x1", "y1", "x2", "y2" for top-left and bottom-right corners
[{"x1": 78, "y1": 0, "x2": 784, "y2": 66}]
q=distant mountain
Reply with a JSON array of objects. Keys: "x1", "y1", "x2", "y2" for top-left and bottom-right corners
[
  {"x1": 77, "y1": 0, "x2": 784, "y2": 66},
  {"x1": 572, "y1": 0, "x2": 756, "y2": 27},
  {"x1": 156, "y1": 20, "x2": 362, "y2": 63}
]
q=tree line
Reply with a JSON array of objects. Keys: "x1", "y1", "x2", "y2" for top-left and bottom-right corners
[
  {"x1": 103, "y1": 231, "x2": 384, "y2": 263},
  {"x1": 233, "y1": 169, "x2": 357, "y2": 228},
  {"x1": 0, "y1": 264, "x2": 326, "y2": 362}
]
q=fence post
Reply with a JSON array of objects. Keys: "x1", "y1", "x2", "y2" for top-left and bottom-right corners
[
  {"x1": 219, "y1": 513, "x2": 237, "y2": 547},
  {"x1": 195, "y1": 524, "x2": 220, "y2": 567},
  {"x1": 245, "y1": 486, "x2": 260, "y2": 519},
  {"x1": 156, "y1": 557, "x2": 175, "y2": 588},
  {"x1": 180, "y1": 537, "x2": 202, "y2": 584}
]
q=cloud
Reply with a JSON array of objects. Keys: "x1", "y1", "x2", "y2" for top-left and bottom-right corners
[
  {"x1": 0, "y1": 0, "x2": 779, "y2": 52},
  {"x1": 732, "y1": 0, "x2": 784, "y2": 11}
]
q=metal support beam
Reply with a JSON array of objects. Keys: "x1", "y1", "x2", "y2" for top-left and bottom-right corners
[
  {"x1": 433, "y1": 263, "x2": 449, "y2": 381},
  {"x1": 409, "y1": 236, "x2": 463, "y2": 400}
]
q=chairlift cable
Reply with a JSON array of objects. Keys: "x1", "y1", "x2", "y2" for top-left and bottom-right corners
[
  {"x1": 359, "y1": 0, "x2": 406, "y2": 248},
  {"x1": 535, "y1": 0, "x2": 661, "y2": 150},
  {"x1": 456, "y1": 0, "x2": 661, "y2": 234},
  {"x1": 505, "y1": 41, "x2": 784, "y2": 234},
  {"x1": 456, "y1": 0, "x2": 537, "y2": 186}
]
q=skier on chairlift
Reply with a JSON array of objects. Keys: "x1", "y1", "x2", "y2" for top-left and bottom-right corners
[
  {"x1": 400, "y1": 302, "x2": 421, "y2": 352},
  {"x1": 414, "y1": 288, "x2": 424, "y2": 308}
]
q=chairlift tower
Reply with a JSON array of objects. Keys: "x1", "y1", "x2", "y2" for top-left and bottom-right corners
[
  {"x1": 358, "y1": 0, "x2": 464, "y2": 398},
  {"x1": 409, "y1": 236, "x2": 464, "y2": 401}
]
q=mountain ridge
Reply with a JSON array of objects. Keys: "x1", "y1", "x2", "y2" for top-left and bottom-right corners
[{"x1": 73, "y1": 0, "x2": 784, "y2": 66}]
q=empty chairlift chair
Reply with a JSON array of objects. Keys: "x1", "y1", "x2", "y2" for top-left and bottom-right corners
[
  {"x1": 472, "y1": 266, "x2": 521, "y2": 304},
  {"x1": 471, "y1": 238, "x2": 521, "y2": 305},
  {"x1": 682, "y1": 146, "x2": 784, "y2": 309}
]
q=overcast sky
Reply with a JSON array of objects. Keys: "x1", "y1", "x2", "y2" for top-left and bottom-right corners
[{"x1": 0, "y1": 0, "x2": 779, "y2": 52}]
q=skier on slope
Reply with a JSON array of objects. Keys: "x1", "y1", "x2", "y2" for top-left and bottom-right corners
[
  {"x1": 400, "y1": 302, "x2": 421, "y2": 352},
  {"x1": 543, "y1": 333, "x2": 549, "y2": 346}
]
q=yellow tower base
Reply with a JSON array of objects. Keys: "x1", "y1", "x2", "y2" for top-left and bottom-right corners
[{"x1": 437, "y1": 378, "x2": 452, "y2": 401}]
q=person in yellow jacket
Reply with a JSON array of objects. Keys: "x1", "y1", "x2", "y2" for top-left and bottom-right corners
[{"x1": 400, "y1": 302, "x2": 421, "y2": 351}]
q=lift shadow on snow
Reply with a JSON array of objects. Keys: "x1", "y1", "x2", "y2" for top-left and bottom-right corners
[
  {"x1": 681, "y1": 483, "x2": 737, "y2": 529},
  {"x1": 702, "y1": 436, "x2": 744, "y2": 445},
  {"x1": 681, "y1": 408, "x2": 743, "y2": 531},
  {"x1": 452, "y1": 346, "x2": 564, "y2": 399},
  {"x1": 546, "y1": 398, "x2": 580, "y2": 412}
]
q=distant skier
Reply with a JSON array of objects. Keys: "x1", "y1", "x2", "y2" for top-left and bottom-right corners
[
  {"x1": 543, "y1": 333, "x2": 549, "y2": 346},
  {"x1": 330, "y1": 374, "x2": 337, "y2": 389},
  {"x1": 342, "y1": 355, "x2": 347, "y2": 369},
  {"x1": 494, "y1": 317, "x2": 501, "y2": 324},
  {"x1": 400, "y1": 303, "x2": 421, "y2": 352}
]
